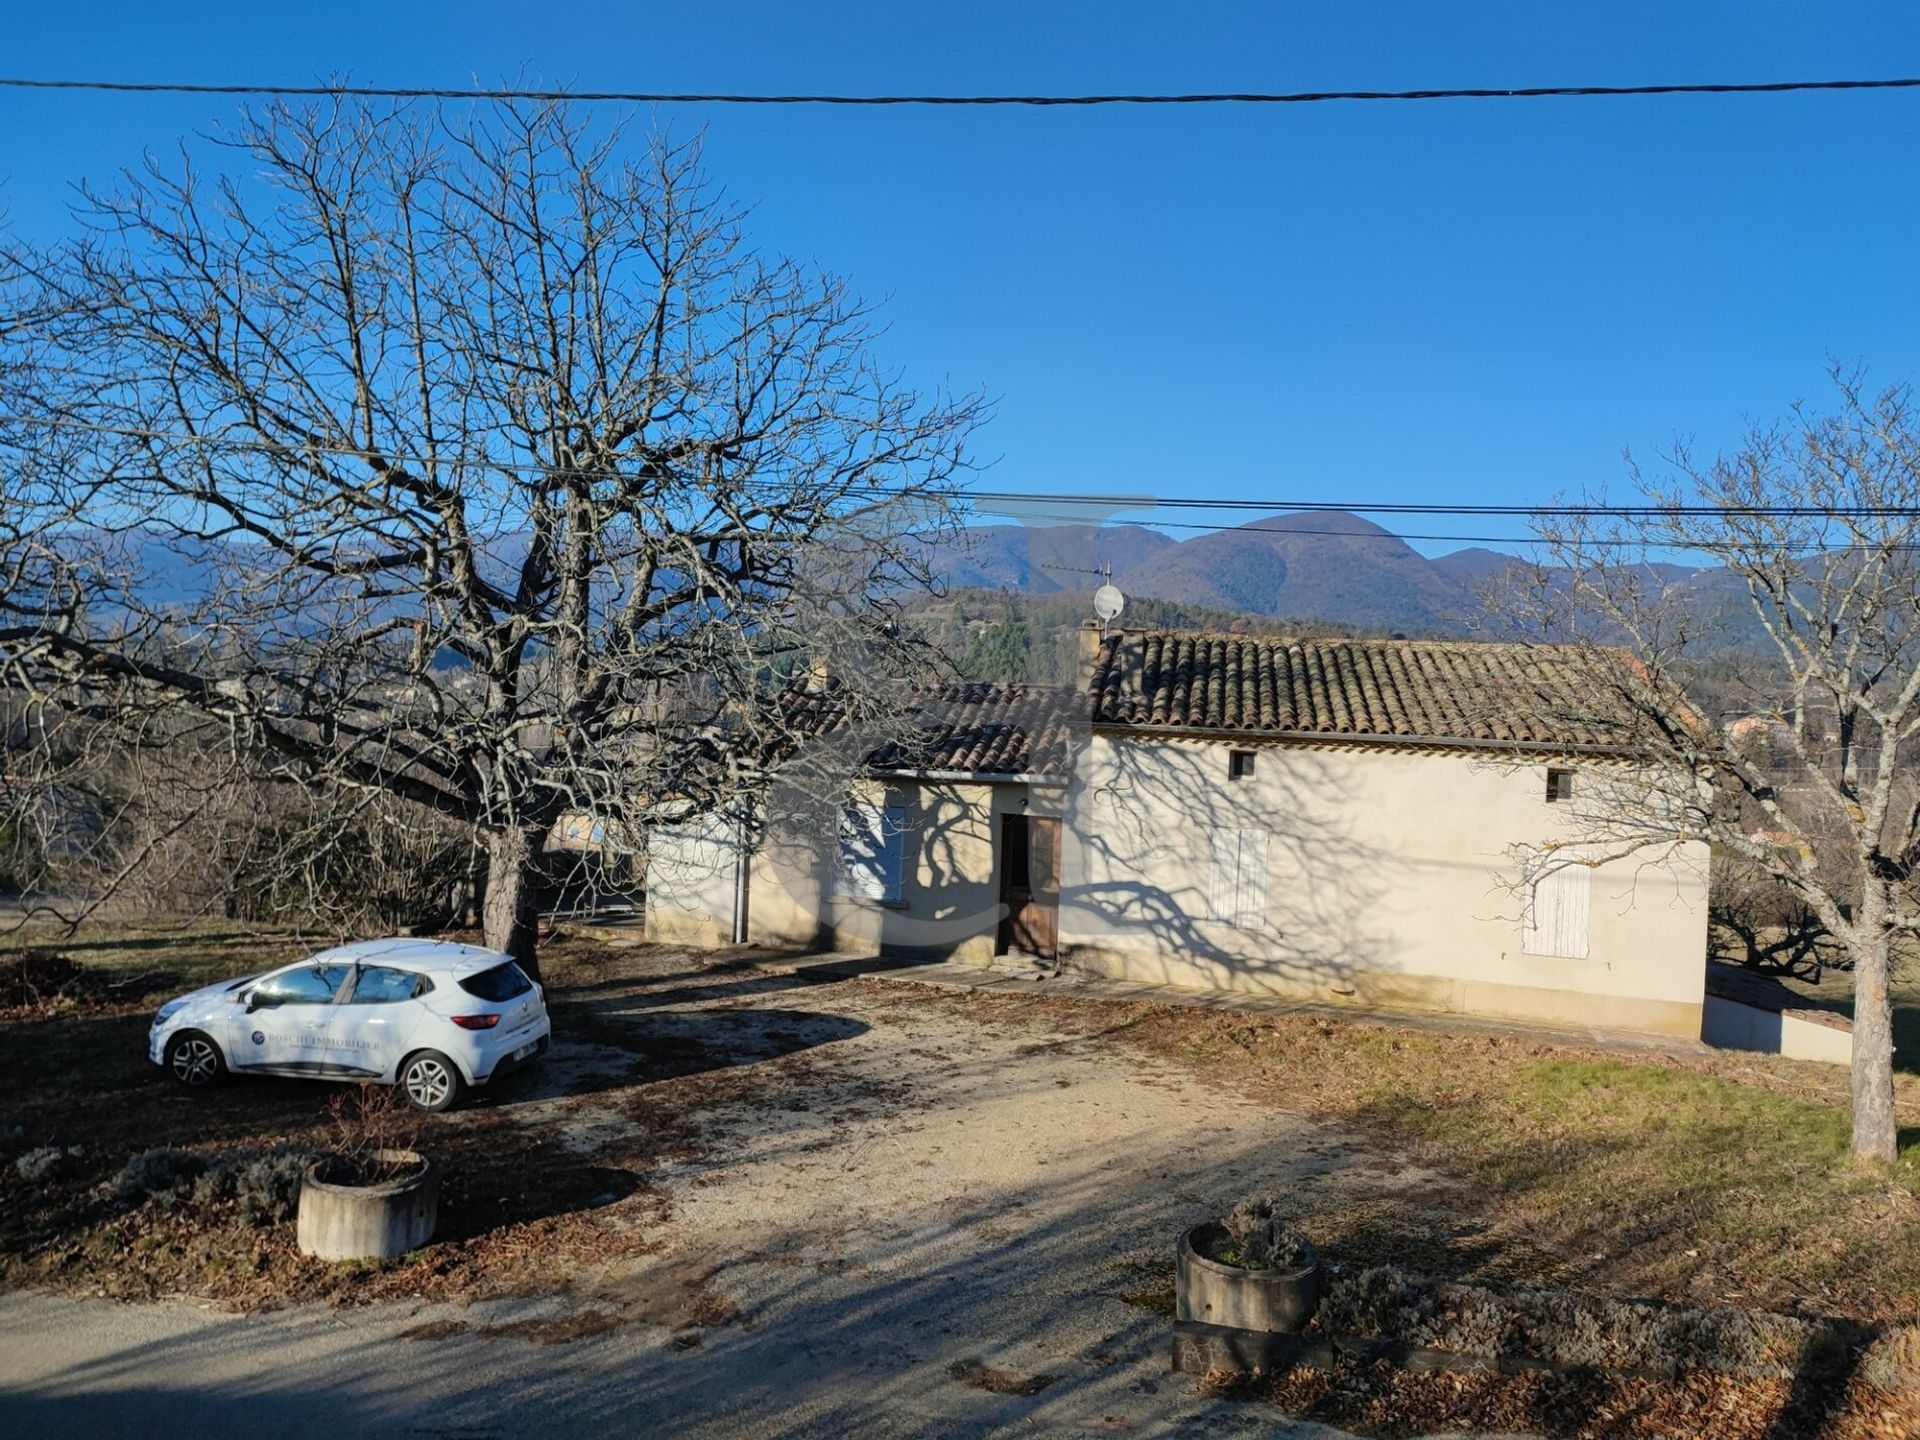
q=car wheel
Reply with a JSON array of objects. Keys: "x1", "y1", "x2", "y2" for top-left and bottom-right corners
[
  {"x1": 398, "y1": 1050, "x2": 465, "y2": 1112},
  {"x1": 166, "y1": 1031, "x2": 225, "y2": 1090}
]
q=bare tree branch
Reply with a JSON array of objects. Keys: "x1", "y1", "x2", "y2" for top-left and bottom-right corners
[{"x1": 0, "y1": 96, "x2": 982, "y2": 974}]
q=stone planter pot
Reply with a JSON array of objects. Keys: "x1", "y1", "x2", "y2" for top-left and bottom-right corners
[
  {"x1": 1176, "y1": 1222, "x2": 1321, "y2": 1333},
  {"x1": 296, "y1": 1149, "x2": 439, "y2": 1262}
]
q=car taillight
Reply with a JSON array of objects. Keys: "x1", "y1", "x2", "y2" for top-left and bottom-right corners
[{"x1": 450, "y1": 1014, "x2": 500, "y2": 1030}]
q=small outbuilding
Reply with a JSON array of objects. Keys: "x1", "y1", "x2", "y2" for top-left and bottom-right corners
[{"x1": 1701, "y1": 961, "x2": 1854, "y2": 1065}]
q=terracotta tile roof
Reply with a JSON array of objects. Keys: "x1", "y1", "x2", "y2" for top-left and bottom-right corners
[
  {"x1": 1089, "y1": 631, "x2": 1644, "y2": 749},
  {"x1": 783, "y1": 682, "x2": 1079, "y2": 776}
]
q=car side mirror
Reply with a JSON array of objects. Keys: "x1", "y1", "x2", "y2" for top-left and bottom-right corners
[{"x1": 243, "y1": 991, "x2": 268, "y2": 1013}]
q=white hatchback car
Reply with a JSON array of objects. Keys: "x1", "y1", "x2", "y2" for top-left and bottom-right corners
[{"x1": 149, "y1": 938, "x2": 552, "y2": 1111}]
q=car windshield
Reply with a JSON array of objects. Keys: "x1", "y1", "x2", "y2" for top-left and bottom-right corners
[{"x1": 457, "y1": 962, "x2": 534, "y2": 1002}]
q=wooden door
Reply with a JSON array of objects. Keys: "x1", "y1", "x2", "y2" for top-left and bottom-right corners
[{"x1": 998, "y1": 815, "x2": 1060, "y2": 960}]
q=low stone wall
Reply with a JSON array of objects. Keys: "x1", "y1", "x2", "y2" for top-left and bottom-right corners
[{"x1": 1703, "y1": 992, "x2": 1854, "y2": 1066}]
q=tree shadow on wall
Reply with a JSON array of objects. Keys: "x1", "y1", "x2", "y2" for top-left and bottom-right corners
[{"x1": 1060, "y1": 739, "x2": 1404, "y2": 998}]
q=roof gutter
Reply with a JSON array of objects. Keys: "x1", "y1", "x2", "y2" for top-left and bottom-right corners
[
  {"x1": 1091, "y1": 720, "x2": 1642, "y2": 760},
  {"x1": 871, "y1": 767, "x2": 1072, "y2": 787}
]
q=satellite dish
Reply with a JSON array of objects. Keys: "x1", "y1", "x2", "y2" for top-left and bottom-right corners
[{"x1": 1093, "y1": 584, "x2": 1126, "y2": 623}]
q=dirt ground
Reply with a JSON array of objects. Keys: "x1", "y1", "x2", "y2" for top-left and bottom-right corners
[
  {"x1": 3, "y1": 932, "x2": 1916, "y2": 1436},
  {"x1": 1, "y1": 934, "x2": 1401, "y2": 1435}
]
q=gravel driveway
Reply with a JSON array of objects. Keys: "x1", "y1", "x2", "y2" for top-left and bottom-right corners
[{"x1": 0, "y1": 943, "x2": 1464, "y2": 1439}]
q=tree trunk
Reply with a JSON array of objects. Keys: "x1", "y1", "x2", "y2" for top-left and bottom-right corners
[
  {"x1": 483, "y1": 828, "x2": 542, "y2": 981},
  {"x1": 1849, "y1": 924, "x2": 1898, "y2": 1164}
]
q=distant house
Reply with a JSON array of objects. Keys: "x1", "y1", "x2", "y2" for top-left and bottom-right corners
[{"x1": 648, "y1": 627, "x2": 1712, "y2": 1040}]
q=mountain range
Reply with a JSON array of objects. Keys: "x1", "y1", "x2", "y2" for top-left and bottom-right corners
[
  {"x1": 918, "y1": 512, "x2": 1757, "y2": 640},
  {"x1": 74, "y1": 512, "x2": 1761, "y2": 650}
]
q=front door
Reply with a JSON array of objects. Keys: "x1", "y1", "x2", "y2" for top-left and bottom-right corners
[{"x1": 997, "y1": 815, "x2": 1060, "y2": 961}]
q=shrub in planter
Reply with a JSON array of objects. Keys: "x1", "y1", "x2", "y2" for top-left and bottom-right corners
[
  {"x1": 296, "y1": 1085, "x2": 439, "y2": 1262},
  {"x1": 1217, "y1": 1196, "x2": 1315, "y2": 1271},
  {"x1": 1178, "y1": 1195, "x2": 1321, "y2": 1334}
]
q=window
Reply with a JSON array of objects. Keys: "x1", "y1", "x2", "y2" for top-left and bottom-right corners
[
  {"x1": 1208, "y1": 827, "x2": 1270, "y2": 929},
  {"x1": 1229, "y1": 750, "x2": 1256, "y2": 781},
  {"x1": 1545, "y1": 768, "x2": 1575, "y2": 802},
  {"x1": 458, "y1": 963, "x2": 535, "y2": 1002},
  {"x1": 252, "y1": 964, "x2": 350, "y2": 1006},
  {"x1": 1523, "y1": 855, "x2": 1591, "y2": 959},
  {"x1": 836, "y1": 801, "x2": 906, "y2": 902},
  {"x1": 346, "y1": 966, "x2": 428, "y2": 1004}
]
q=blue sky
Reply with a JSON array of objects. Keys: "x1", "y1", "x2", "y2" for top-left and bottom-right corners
[{"x1": 5, "y1": 3, "x2": 1920, "y2": 556}]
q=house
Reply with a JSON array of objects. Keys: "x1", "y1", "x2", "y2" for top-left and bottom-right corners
[{"x1": 647, "y1": 627, "x2": 1713, "y2": 1040}]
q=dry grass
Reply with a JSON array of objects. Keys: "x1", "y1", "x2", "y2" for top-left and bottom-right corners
[
  {"x1": 1120, "y1": 1006, "x2": 1920, "y2": 1323},
  {"x1": 1209, "y1": 1357, "x2": 1920, "y2": 1440}
]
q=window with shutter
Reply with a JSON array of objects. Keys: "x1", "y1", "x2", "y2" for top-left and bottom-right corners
[
  {"x1": 835, "y1": 802, "x2": 905, "y2": 902},
  {"x1": 1208, "y1": 827, "x2": 1269, "y2": 929},
  {"x1": 1523, "y1": 853, "x2": 1591, "y2": 958}
]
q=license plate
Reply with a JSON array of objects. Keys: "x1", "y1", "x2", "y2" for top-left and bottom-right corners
[{"x1": 511, "y1": 1041, "x2": 538, "y2": 1062}]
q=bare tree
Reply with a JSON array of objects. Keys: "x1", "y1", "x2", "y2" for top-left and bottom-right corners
[
  {"x1": 0, "y1": 97, "x2": 979, "y2": 974},
  {"x1": 1492, "y1": 371, "x2": 1920, "y2": 1163},
  {"x1": 1709, "y1": 855, "x2": 1842, "y2": 982}
]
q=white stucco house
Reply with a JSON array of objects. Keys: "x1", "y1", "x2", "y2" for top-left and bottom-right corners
[{"x1": 648, "y1": 627, "x2": 1713, "y2": 1040}]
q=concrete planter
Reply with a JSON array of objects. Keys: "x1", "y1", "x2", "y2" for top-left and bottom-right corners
[
  {"x1": 296, "y1": 1149, "x2": 439, "y2": 1262},
  {"x1": 1175, "y1": 1222, "x2": 1321, "y2": 1333}
]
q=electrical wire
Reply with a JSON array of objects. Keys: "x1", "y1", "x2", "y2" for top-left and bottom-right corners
[
  {"x1": 960, "y1": 488, "x2": 1920, "y2": 519},
  {"x1": 3, "y1": 75, "x2": 1920, "y2": 107},
  {"x1": 7, "y1": 412, "x2": 1920, "y2": 528},
  {"x1": 3, "y1": 414, "x2": 1920, "y2": 522},
  {"x1": 10, "y1": 413, "x2": 1920, "y2": 553}
]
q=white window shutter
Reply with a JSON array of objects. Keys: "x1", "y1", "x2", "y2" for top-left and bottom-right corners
[
  {"x1": 1524, "y1": 854, "x2": 1591, "y2": 959},
  {"x1": 1555, "y1": 861, "x2": 1591, "y2": 958},
  {"x1": 1209, "y1": 831, "x2": 1239, "y2": 924},
  {"x1": 836, "y1": 801, "x2": 905, "y2": 903},
  {"x1": 833, "y1": 806, "x2": 862, "y2": 898},
  {"x1": 1209, "y1": 828, "x2": 1269, "y2": 929},
  {"x1": 1234, "y1": 828, "x2": 1269, "y2": 929},
  {"x1": 879, "y1": 805, "x2": 905, "y2": 902}
]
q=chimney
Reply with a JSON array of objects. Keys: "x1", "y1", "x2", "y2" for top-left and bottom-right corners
[{"x1": 1075, "y1": 621, "x2": 1105, "y2": 693}]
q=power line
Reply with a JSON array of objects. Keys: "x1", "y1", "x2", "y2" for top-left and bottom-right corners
[
  {"x1": 1006, "y1": 512, "x2": 1555, "y2": 545},
  {"x1": 963, "y1": 488, "x2": 1920, "y2": 519},
  {"x1": 1001, "y1": 510, "x2": 1920, "y2": 553},
  {"x1": 3, "y1": 75, "x2": 1920, "y2": 108},
  {"x1": 9, "y1": 412, "x2": 1920, "y2": 527}
]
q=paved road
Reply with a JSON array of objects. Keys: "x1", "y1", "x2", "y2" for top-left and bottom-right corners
[{"x1": 0, "y1": 1290, "x2": 1385, "y2": 1439}]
